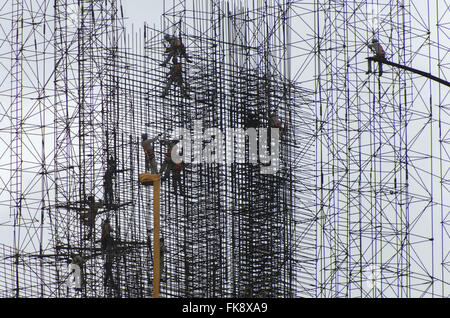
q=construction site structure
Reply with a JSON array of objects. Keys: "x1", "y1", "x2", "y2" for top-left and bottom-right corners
[{"x1": 0, "y1": 0, "x2": 448, "y2": 298}]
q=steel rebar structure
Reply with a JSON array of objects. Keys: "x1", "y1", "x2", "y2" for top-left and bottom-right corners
[{"x1": 0, "y1": 0, "x2": 448, "y2": 298}]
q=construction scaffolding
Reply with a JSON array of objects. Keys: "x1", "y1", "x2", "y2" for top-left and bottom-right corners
[{"x1": 0, "y1": 0, "x2": 448, "y2": 298}]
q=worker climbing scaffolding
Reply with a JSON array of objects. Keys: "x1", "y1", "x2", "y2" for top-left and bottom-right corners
[
  {"x1": 160, "y1": 33, "x2": 192, "y2": 66},
  {"x1": 161, "y1": 57, "x2": 190, "y2": 98},
  {"x1": 100, "y1": 218, "x2": 115, "y2": 254},
  {"x1": 160, "y1": 21, "x2": 192, "y2": 99},
  {"x1": 268, "y1": 112, "x2": 280, "y2": 129},
  {"x1": 159, "y1": 139, "x2": 179, "y2": 181},
  {"x1": 100, "y1": 218, "x2": 116, "y2": 289},
  {"x1": 366, "y1": 38, "x2": 386, "y2": 76},
  {"x1": 267, "y1": 111, "x2": 284, "y2": 154},
  {"x1": 104, "y1": 247, "x2": 116, "y2": 288},
  {"x1": 171, "y1": 161, "x2": 188, "y2": 195},
  {"x1": 82, "y1": 196, "x2": 105, "y2": 239},
  {"x1": 103, "y1": 156, "x2": 126, "y2": 210},
  {"x1": 103, "y1": 169, "x2": 115, "y2": 210},
  {"x1": 141, "y1": 133, "x2": 161, "y2": 174},
  {"x1": 58, "y1": 196, "x2": 105, "y2": 240}
]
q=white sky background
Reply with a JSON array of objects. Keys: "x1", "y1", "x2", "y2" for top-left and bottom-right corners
[{"x1": 122, "y1": 0, "x2": 165, "y2": 31}]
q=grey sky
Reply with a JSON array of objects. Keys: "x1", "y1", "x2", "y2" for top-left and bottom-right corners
[{"x1": 122, "y1": 1, "x2": 164, "y2": 30}]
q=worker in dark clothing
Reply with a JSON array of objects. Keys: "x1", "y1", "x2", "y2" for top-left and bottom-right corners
[
  {"x1": 367, "y1": 39, "x2": 386, "y2": 76},
  {"x1": 141, "y1": 133, "x2": 161, "y2": 174},
  {"x1": 57, "y1": 196, "x2": 104, "y2": 239},
  {"x1": 159, "y1": 139, "x2": 179, "y2": 181},
  {"x1": 161, "y1": 58, "x2": 190, "y2": 99},
  {"x1": 268, "y1": 112, "x2": 281, "y2": 129},
  {"x1": 104, "y1": 250, "x2": 115, "y2": 288},
  {"x1": 102, "y1": 156, "x2": 125, "y2": 210},
  {"x1": 268, "y1": 111, "x2": 285, "y2": 144},
  {"x1": 100, "y1": 218, "x2": 114, "y2": 253},
  {"x1": 106, "y1": 156, "x2": 117, "y2": 174},
  {"x1": 102, "y1": 218, "x2": 116, "y2": 288},
  {"x1": 80, "y1": 196, "x2": 104, "y2": 239},
  {"x1": 160, "y1": 34, "x2": 192, "y2": 67},
  {"x1": 172, "y1": 161, "x2": 187, "y2": 195},
  {"x1": 103, "y1": 170, "x2": 114, "y2": 210}
]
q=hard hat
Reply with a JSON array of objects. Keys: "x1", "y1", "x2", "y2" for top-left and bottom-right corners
[
  {"x1": 372, "y1": 38, "x2": 378, "y2": 43},
  {"x1": 172, "y1": 57, "x2": 178, "y2": 63},
  {"x1": 164, "y1": 34, "x2": 171, "y2": 41},
  {"x1": 142, "y1": 133, "x2": 148, "y2": 140}
]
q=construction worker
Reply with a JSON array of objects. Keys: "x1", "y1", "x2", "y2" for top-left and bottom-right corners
[
  {"x1": 71, "y1": 254, "x2": 84, "y2": 292},
  {"x1": 103, "y1": 169, "x2": 114, "y2": 210},
  {"x1": 102, "y1": 219, "x2": 116, "y2": 288},
  {"x1": 172, "y1": 161, "x2": 187, "y2": 195},
  {"x1": 141, "y1": 133, "x2": 160, "y2": 174},
  {"x1": 100, "y1": 218, "x2": 114, "y2": 254},
  {"x1": 104, "y1": 248, "x2": 115, "y2": 288},
  {"x1": 268, "y1": 112, "x2": 281, "y2": 129},
  {"x1": 367, "y1": 38, "x2": 386, "y2": 76},
  {"x1": 161, "y1": 57, "x2": 190, "y2": 99},
  {"x1": 79, "y1": 196, "x2": 104, "y2": 239},
  {"x1": 160, "y1": 34, "x2": 192, "y2": 67},
  {"x1": 268, "y1": 111, "x2": 285, "y2": 145},
  {"x1": 159, "y1": 139, "x2": 179, "y2": 181},
  {"x1": 106, "y1": 155, "x2": 117, "y2": 174},
  {"x1": 103, "y1": 156, "x2": 125, "y2": 210},
  {"x1": 57, "y1": 196, "x2": 104, "y2": 239}
]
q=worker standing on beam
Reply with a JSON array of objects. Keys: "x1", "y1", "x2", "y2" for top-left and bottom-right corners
[
  {"x1": 81, "y1": 196, "x2": 104, "y2": 239},
  {"x1": 171, "y1": 161, "x2": 187, "y2": 195},
  {"x1": 160, "y1": 34, "x2": 192, "y2": 67},
  {"x1": 104, "y1": 249, "x2": 115, "y2": 288},
  {"x1": 57, "y1": 196, "x2": 105, "y2": 240},
  {"x1": 159, "y1": 139, "x2": 179, "y2": 181},
  {"x1": 161, "y1": 57, "x2": 190, "y2": 99},
  {"x1": 367, "y1": 38, "x2": 386, "y2": 76},
  {"x1": 103, "y1": 156, "x2": 126, "y2": 210},
  {"x1": 141, "y1": 133, "x2": 161, "y2": 174},
  {"x1": 100, "y1": 218, "x2": 114, "y2": 254},
  {"x1": 103, "y1": 169, "x2": 115, "y2": 210}
]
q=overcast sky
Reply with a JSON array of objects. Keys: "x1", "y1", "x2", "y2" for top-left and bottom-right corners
[{"x1": 122, "y1": 0, "x2": 165, "y2": 31}]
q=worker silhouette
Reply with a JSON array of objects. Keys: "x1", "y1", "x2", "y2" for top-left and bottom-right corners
[
  {"x1": 367, "y1": 39, "x2": 386, "y2": 76},
  {"x1": 141, "y1": 133, "x2": 161, "y2": 174},
  {"x1": 161, "y1": 57, "x2": 190, "y2": 99},
  {"x1": 160, "y1": 34, "x2": 192, "y2": 67}
]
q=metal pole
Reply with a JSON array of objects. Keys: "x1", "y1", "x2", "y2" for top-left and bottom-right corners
[{"x1": 153, "y1": 175, "x2": 161, "y2": 298}]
